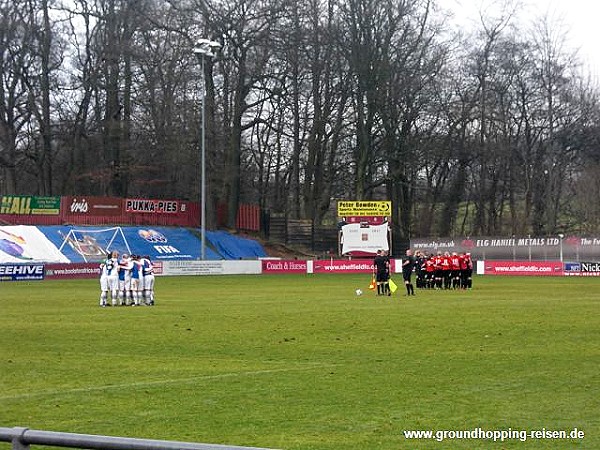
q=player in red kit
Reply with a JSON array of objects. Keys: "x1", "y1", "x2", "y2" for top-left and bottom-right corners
[
  {"x1": 450, "y1": 252, "x2": 461, "y2": 289},
  {"x1": 425, "y1": 255, "x2": 435, "y2": 289},
  {"x1": 441, "y1": 252, "x2": 452, "y2": 289},
  {"x1": 433, "y1": 252, "x2": 444, "y2": 289}
]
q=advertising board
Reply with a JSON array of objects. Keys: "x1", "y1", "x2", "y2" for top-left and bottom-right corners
[
  {"x1": 563, "y1": 261, "x2": 600, "y2": 276},
  {"x1": 482, "y1": 261, "x2": 564, "y2": 276},
  {"x1": 261, "y1": 259, "x2": 307, "y2": 274},
  {"x1": 125, "y1": 198, "x2": 180, "y2": 214},
  {"x1": 63, "y1": 196, "x2": 122, "y2": 217},
  {"x1": 0, "y1": 196, "x2": 60, "y2": 215},
  {"x1": 0, "y1": 263, "x2": 45, "y2": 281},
  {"x1": 337, "y1": 201, "x2": 391, "y2": 217},
  {"x1": 45, "y1": 263, "x2": 101, "y2": 279},
  {"x1": 311, "y1": 259, "x2": 375, "y2": 274}
]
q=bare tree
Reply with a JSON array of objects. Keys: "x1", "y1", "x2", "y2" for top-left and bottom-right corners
[{"x1": 0, "y1": 1, "x2": 34, "y2": 193}]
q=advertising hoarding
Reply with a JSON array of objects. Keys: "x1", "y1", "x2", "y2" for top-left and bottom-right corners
[
  {"x1": 563, "y1": 261, "x2": 600, "y2": 276},
  {"x1": 337, "y1": 201, "x2": 391, "y2": 217},
  {"x1": 1, "y1": 196, "x2": 60, "y2": 215},
  {"x1": 125, "y1": 199, "x2": 180, "y2": 214},
  {"x1": 0, "y1": 263, "x2": 45, "y2": 281},
  {"x1": 63, "y1": 196, "x2": 122, "y2": 217},
  {"x1": 482, "y1": 261, "x2": 564, "y2": 276},
  {"x1": 45, "y1": 263, "x2": 101, "y2": 279},
  {"x1": 261, "y1": 259, "x2": 307, "y2": 274}
]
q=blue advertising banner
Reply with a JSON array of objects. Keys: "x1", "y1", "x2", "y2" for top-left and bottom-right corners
[
  {"x1": 0, "y1": 263, "x2": 45, "y2": 281},
  {"x1": 39, "y1": 226, "x2": 209, "y2": 262},
  {"x1": 124, "y1": 227, "x2": 206, "y2": 260}
]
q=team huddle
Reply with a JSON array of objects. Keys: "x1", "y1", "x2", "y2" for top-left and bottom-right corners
[
  {"x1": 99, "y1": 250, "x2": 155, "y2": 307},
  {"x1": 413, "y1": 250, "x2": 473, "y2": 290},
  {"x1": 373, "y1": 249, "x2": 474, "y2": 297}
]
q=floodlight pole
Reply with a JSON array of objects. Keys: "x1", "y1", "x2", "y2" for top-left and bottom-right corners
[
  {"x1": 558, "y1": 233, "x2": 564, "y2": 262},
  {"x1": 194, "y1": 39, "x2": 220, "y2": 260},
  {"x1": 200, "y1": 54, "x2": 206, "y2": 260}
]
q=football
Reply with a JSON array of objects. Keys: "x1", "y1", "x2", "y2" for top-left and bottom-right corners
[{"x1": 355, "y1": 289, "x2": 363, "y2": 296}]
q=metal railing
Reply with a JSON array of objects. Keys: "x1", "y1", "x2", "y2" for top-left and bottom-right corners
[{"x1": 0, "y1": 427, "x2": 277, "y2": 450}]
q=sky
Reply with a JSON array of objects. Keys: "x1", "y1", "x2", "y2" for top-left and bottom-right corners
[{"x1": 438, "y1": 0, "x2": 600, "y2": 79}]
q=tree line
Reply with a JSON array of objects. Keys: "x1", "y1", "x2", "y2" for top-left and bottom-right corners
[{"x1": 1, "y1": 0, "x2": 599, "y2": 244}]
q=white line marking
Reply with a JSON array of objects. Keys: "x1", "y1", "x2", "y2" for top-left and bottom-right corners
[{"x1": 1, "y1": 365, "x2": 331, "y2": 401}]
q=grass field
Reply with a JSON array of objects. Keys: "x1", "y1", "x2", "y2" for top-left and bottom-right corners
[{"x1": 0, "y1": 274, "x2": 598, "y2": 450}]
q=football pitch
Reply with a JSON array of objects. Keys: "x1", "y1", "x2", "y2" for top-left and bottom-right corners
[{"x1": 0, "y1": 274, "x2": 598, "y2": 450}]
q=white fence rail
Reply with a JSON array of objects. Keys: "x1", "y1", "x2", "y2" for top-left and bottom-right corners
[{"x1": 0, "y1": 427, "x2": 277, "y2": 450}]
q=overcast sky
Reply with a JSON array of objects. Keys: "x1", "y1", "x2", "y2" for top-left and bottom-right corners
[{"x1": 438, "y1": 0, "x2": 600, "y2": 79}]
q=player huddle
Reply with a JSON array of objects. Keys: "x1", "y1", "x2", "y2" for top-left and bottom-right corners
[
  {"x1": 99, "y1": 250, "x2": 155, "y2": 307},
  {"x1": 413, "y1": 250, "x2": 473, "y2": 290}
]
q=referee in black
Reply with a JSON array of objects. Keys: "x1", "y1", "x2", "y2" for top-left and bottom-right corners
[
  {"x1": 402, "y1": 249, "x2": 416, "y2": 296},
  {"x1": 374, "y1": 249, "x2": 390, "y2": 295}
]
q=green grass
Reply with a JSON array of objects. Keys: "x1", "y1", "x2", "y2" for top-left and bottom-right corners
[{"x1": 0, "y1": 275, "x2": 598, "y2": 449}]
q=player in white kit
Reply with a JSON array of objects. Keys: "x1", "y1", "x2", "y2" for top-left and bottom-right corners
[
  {"x1": 118, "y1": 254, "x2": 133, "y2": 305},
  {"x1": 99, "y1": 253, "x2": 110, "y2": 307},
  {"x1": 130, "y1": 255, "x2": 144, "y2": 306},
  {"x1": 141, "y1": 255, "x2": 155, "y2": 305},
  {"x1": 99, "y1": 250, "x2": 119, "y2": 307}
]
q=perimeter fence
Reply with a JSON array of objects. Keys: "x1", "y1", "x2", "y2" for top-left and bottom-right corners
[{"x1": 0, "y1": 427, "x2": 276, "y2": 450}]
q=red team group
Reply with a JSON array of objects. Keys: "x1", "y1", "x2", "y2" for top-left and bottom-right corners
[
  {"x1": 414, "y1": 250, "x2": 473, "y2": 290},
  {"x1": 99, "y1": 250, "x2": 155, "y2": 307}
]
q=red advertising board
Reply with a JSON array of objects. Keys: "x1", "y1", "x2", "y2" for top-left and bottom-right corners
[
  {"x1": 312, "y1": 259, "x2": 378, "y2": 273},
  {"x1": 45, "y1": 263, "x2": 101, "y2": 279},
  {"x1": 0, "y1": 195, "x2": 253, "y2": 228},
  {"x1": 63, "y1": 196, "x2": 122, "y2": 217},
  {"x1": 483, "y1": 261, "x2": 564, "y2": 276},
  {"x1": 152, "y1": 260, "x2": 163, "y2": 275},
  {"x1": 125, "y1": 198, "x2": 180, "y2": 214},
  {"x1": 344, "y1": 216, "x2": 389, "y2": 225},
  {"x1": 261, "y1": 259, "x2": 307, "y2": 274},
  {"x1": 60, "y1": 197, "x2": 199, "y2": 227}
]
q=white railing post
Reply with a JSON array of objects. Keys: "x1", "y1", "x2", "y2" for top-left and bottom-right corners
[{"x1": 10, "y1": 427, "x2": 30, "y2": 450}]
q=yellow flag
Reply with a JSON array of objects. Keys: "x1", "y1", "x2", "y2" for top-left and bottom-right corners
[{"x1": 388, "y1": 278, "x2": 398, "y2": 293}]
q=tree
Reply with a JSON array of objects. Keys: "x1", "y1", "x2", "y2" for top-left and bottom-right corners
[{"x1": 0, "y1": 0, "x2": 33, "y2": 193}]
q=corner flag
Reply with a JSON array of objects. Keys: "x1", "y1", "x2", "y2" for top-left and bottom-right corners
[{"x1": 368, "y1": 274, "x2": 376, "y2": 290}]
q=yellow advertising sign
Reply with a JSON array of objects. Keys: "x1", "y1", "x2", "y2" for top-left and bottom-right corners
[
  {"x1": 0, "y1": 195, "x2": 60, "y2": 215},
  {"x1": 337, "y1": 200, "x2": 392, "y2": 217}
]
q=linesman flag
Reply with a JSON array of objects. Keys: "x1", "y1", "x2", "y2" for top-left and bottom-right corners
[{"x1": 388, "y1": 278, "x2": 398, "y2": 293}]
